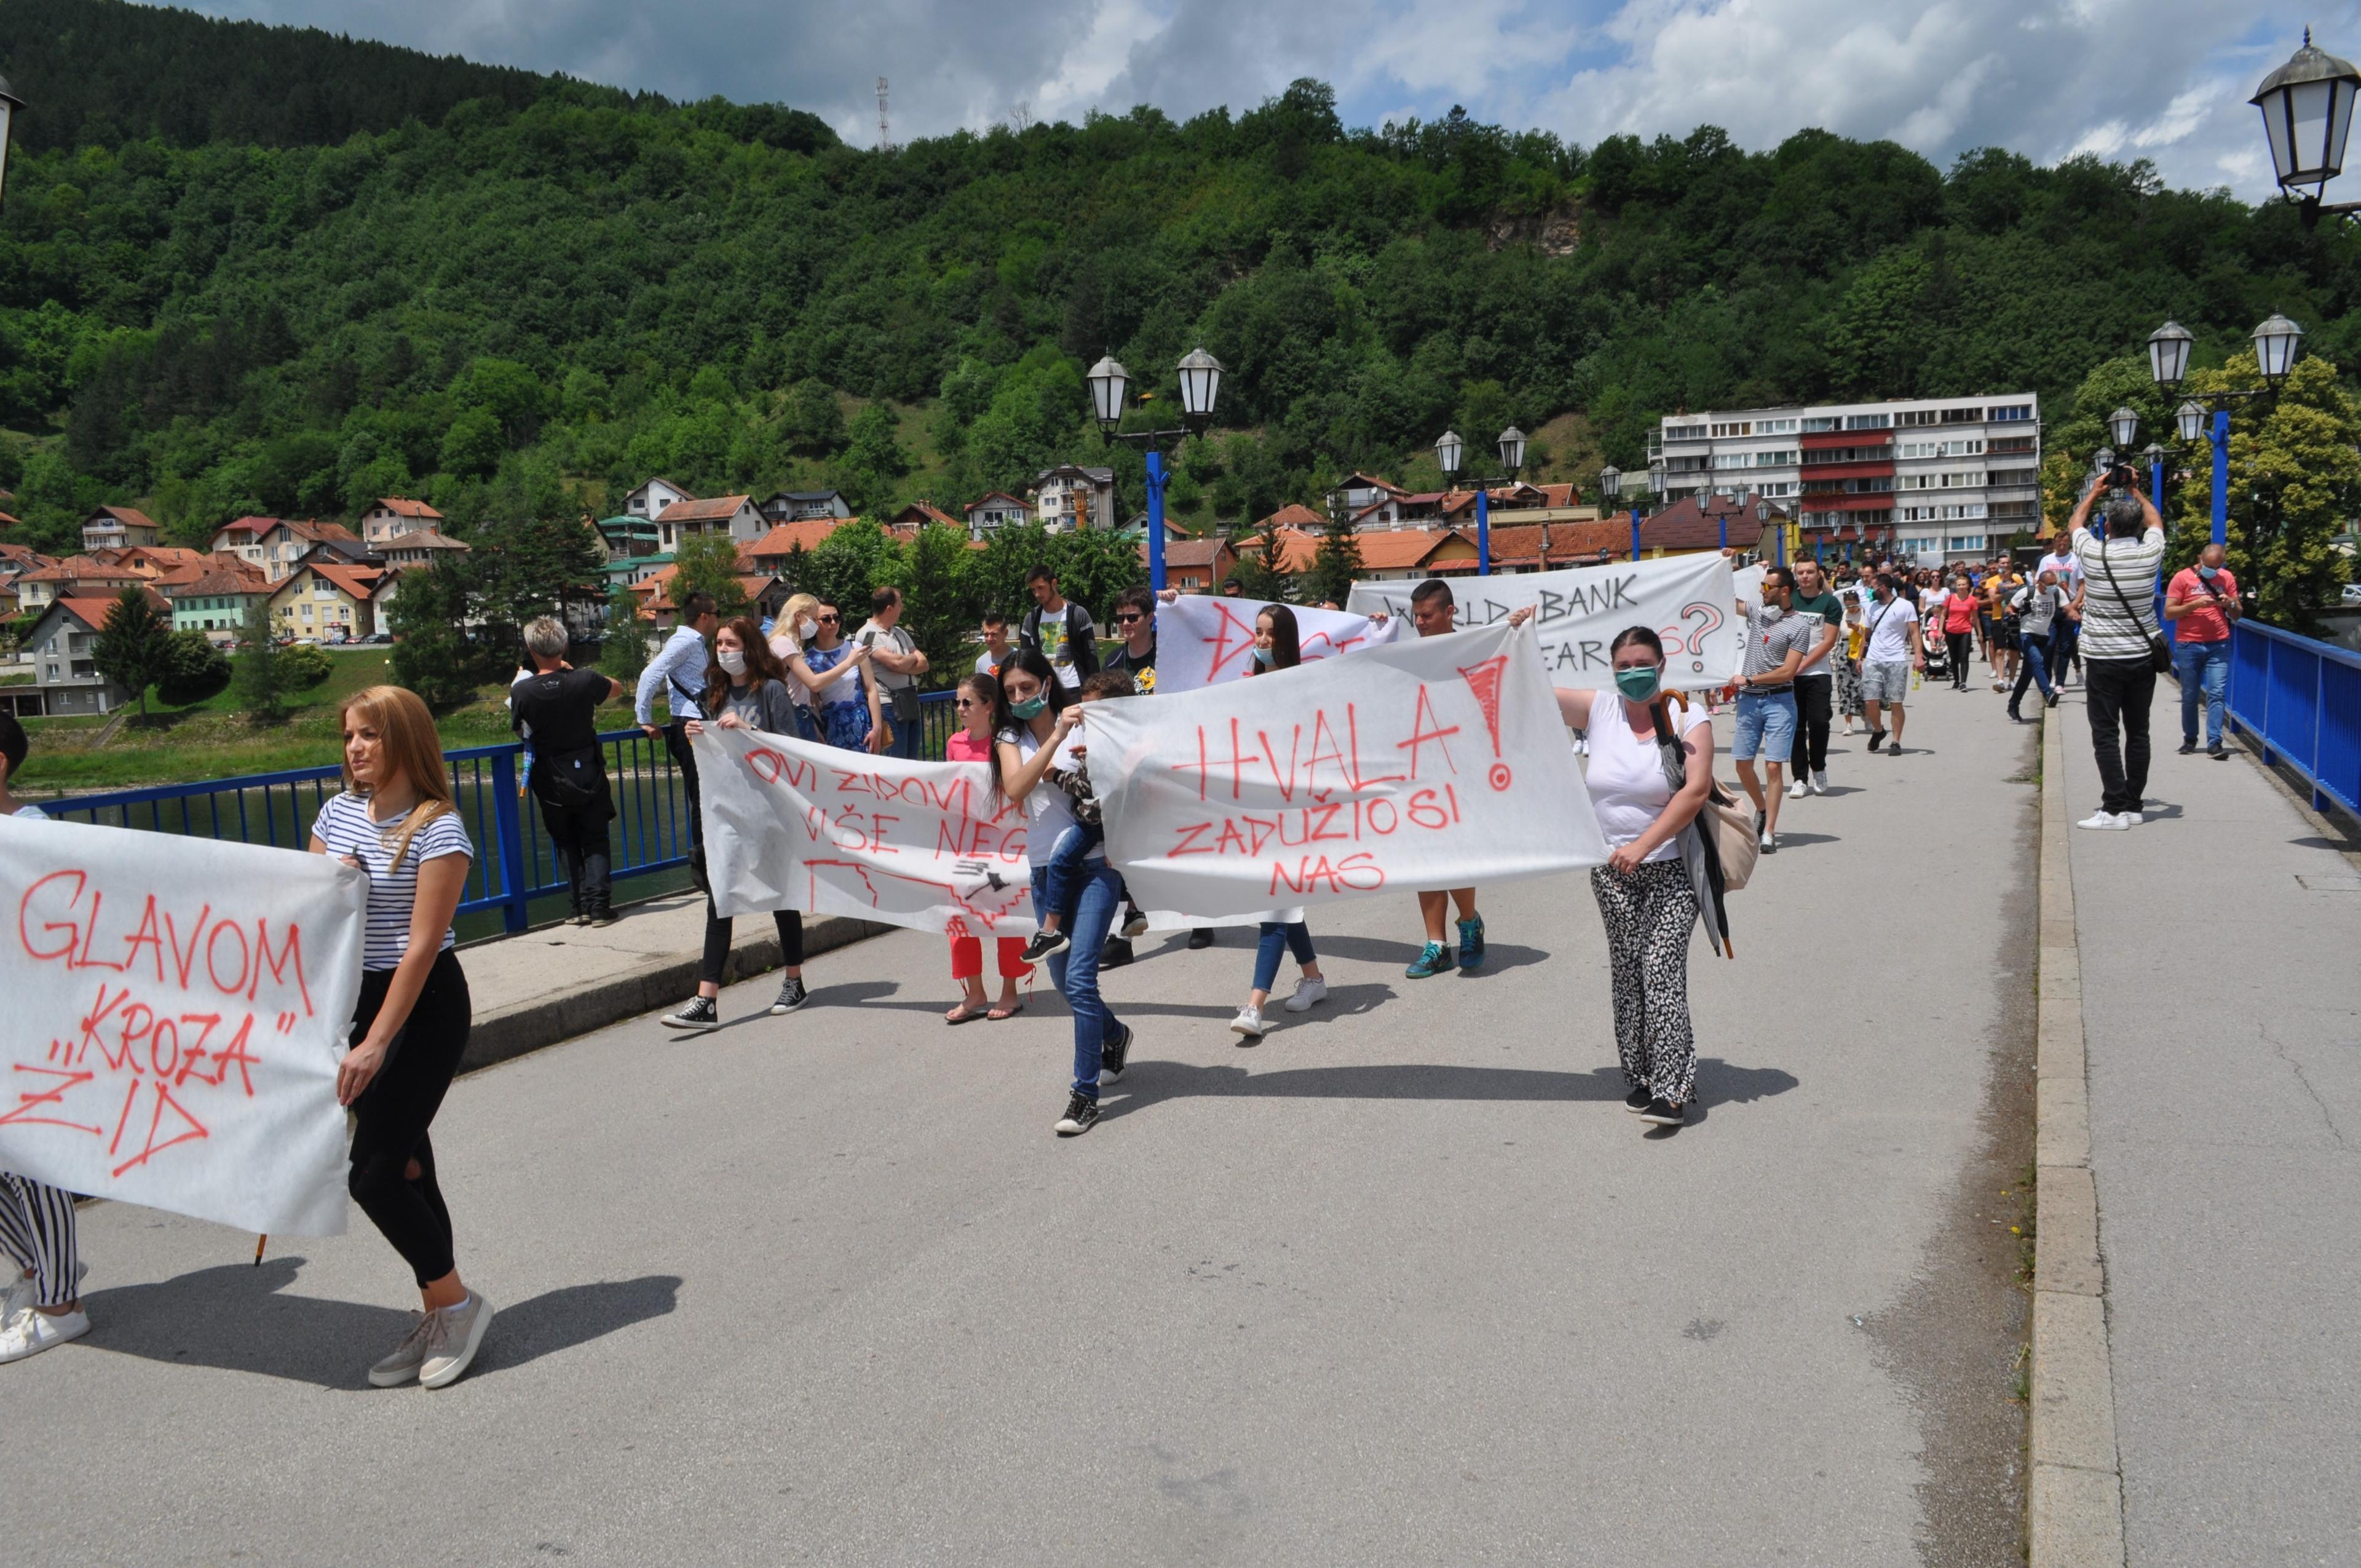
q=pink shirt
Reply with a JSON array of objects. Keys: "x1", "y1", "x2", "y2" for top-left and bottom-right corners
[
  {"x1": 946, "y1": 729, "x2": 993, "y2": 763},
  {"x1": 2167, "y1": 566, "x2": 2237, "y2": 643}
]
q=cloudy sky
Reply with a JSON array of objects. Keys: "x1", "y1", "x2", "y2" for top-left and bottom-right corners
[{"x1": 164, "y1": 0, "x2": 2361, "y2": 199}]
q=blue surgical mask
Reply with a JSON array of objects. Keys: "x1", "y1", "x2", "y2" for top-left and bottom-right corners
[
  {"x1": 1252, "y1": 644, "x2": 1273, "y2": 667},
  {"x1": 2197, "y1": 563, "x2": 2218, "y2": 580},
  {"x1": 1614, "y1": 665, "x2": 1663, "y2": 702},
  {"x1": 1010, "y1": 695, "x2": 1046, "y2": 720}
]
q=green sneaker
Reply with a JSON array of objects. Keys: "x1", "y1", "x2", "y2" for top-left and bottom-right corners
[
  {"x1": 1457, "y1": 913, "x2": 1486, "y2": 970},
  {"x1": 1404, "y1": 940, "x2": 1456, "y2": 979}
]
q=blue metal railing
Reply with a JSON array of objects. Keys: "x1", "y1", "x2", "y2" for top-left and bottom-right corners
[
  {"x1": 38, "y1": 692, "x2": 963, "y2": 935},
  {"x1": 2226, "y1": 620, "x2": 2361, "y2": 820}
]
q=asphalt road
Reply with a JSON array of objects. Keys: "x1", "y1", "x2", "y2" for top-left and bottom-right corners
[{"x1": 7, "y1": 679, "x2": 2038, "y2": 1567}]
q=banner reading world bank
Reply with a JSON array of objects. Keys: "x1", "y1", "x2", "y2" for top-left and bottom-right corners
[
  {"x1": 1345, "y1": 552, "x2": 1741, "y2": 689},
  {"x1": 1153, "y1": 595, "x2": 1398, "y2": 692},
  {"x1": 1083, "y1": 621, "x2": 1606, "y2": 921},
  {"x1": 1, "y1": 815, "x2": 365, "y2": 1237}
]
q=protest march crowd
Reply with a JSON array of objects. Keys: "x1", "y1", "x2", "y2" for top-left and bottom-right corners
[{"x1": 0, "y1": 467, "x2": 2219, "y2": 1389}]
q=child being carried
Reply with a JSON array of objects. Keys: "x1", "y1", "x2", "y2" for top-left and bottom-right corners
[{"x1": 1020, "y1": 670, "x2": 1135, "y2": 962}]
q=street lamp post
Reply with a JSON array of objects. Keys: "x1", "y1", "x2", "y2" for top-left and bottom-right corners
[
  {"x1": 1438, "y1": 426, "x2": 1522, "y2": 576},
  {"x1": 1088, "y1": 347, "x2": 1224, "y2": 592},
  {"x1": 2146, "y1": 313, "x2": 2304, "y2": 548},
  {"x1": 2252, "y1": 30, "x2": 2361, "y2": 228},
  {"x1": 1599, "y1": 464, "x2": 1640, "y2": 562}
]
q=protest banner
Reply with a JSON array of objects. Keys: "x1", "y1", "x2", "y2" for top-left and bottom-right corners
[
  {"x1": 1345, "y1": 552, "x2": 1740, "y2": 689},
  {"x1": 1152, "y1": 595, "x2": 1398, "y2": 692},
  {"x1": 1, "y1": 815, "x2": 365, "y2": 1236},
  {"x1": 1083, "y1": 620, "x2": 1607, "y2": 920}
]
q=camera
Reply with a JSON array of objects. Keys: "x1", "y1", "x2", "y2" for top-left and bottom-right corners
[{"x1": 2103, "y1": 462, "x2": 2139, "y2": 491}]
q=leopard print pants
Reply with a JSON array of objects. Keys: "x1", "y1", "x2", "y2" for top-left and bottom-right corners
[{"x1": 1589, "y1": 858, "x2": 1700, "y2": 1104}]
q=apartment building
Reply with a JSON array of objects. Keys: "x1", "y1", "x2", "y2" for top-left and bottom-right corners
[{"x1": 1650, "y1": 393, "x2": 2041, "y2": 564}]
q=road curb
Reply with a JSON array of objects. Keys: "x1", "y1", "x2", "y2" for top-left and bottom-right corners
[
  {"x1": 2030, "y1": 709, "x2": 2126, "y2": 1567},
  {"x1": 457, "y1": 912, "x2": 894, "y2": 1074}
]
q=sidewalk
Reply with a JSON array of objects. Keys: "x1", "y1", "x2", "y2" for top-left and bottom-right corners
[{"x1": 2055, "y1": 681, "x2": 2361, "y2": 1566}]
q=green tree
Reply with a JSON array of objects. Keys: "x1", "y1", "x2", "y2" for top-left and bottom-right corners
[
  {"x1": 897, "y1": 522, "x2": 977, "y2": 688},
  {"x1": 154, "y1": 629, "x2": 232, "y2": 705},
  {"x1": 1305, "y1": 500, "x2": 1365, "y2": 607},
  {"x1": 671, "y1": 531, "x2": 751, "y2": 619},
  {"x1": 802, "y1": 518, "x2": 903, "y2": 622},
  {"x1": 783, "y1": 378, "x2": 846, "y2": 456},
  {"x1": 1228, "y1": 529, "x2": 1293, "y2": 603},
  {"x1": 389, "y1": 561, "x2": 488, "y2": 705},
  {"x1": 233, "y1": 596, "x2": 287, "y2": 723},
  {"x1": 600, "y1": 585, "x2": 649, "y2": 681},
  {"x1": 278, "y1": 641, "x2": 334, "y2": 686},
  {"x1": 440, "y1": 407, "x2": 505, "y2": 478},
  {"x1": 93, "y1": 587, "x2": 170, "y2": 716}
]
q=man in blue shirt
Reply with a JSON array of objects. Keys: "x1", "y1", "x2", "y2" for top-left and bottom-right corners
[{"x1": 635, "y1": 592, "x2": 720, "y2": 885}]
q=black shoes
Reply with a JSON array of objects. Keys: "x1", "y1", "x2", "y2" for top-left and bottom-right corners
[
  {"x1": 1638, "y1": 1098, "x2": 1687, "y2": 1127},
  {"x1": 1186, "y1": 927, "x2": 1216, "y2": 949},
  {"x1": 1624, "y1": 1085, "x2": 1653, "y2": 1114},
  {"x1": 2210, "y1": 742, "x2": 2228, "y2": 760},
  {"x1": 770, "y1": 975, "x2": 807, "y2": 1015},
  {"x1": 662, "y1": 995, "x2": 719, "y2": 1031},
  {"x1": 1098, "y1": 1024, "x2": 1133, "y2": 1085},
  {"x1": 1020, "y1": 927, "x2": 1069, "y2": 964},
  {"x1": 1054, "y1": 1092, "x2": 1100, "y2": 1136},
  {"x1": 1867, "y1": 730, "x2": 1886, "y2": 752},
  {"x1": 2045, "y1": 691, "x2": 2060, "y2": 709},
  {"x1": 2177, "y1": 739, "x2": 2197, "y2": 755}
]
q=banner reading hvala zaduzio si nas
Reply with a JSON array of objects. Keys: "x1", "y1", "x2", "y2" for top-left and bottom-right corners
[
  {"x1": 1082, "y1": 621, "x2": 1607, "y2": 921},
  {"x1": 0, "y1": 815, "x2": 365, "y2": 1236}
]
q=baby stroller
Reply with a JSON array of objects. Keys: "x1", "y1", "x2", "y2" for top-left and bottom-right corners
[{"x1": 1921, "y1": 616, "x2": 1951, "y2": 681}]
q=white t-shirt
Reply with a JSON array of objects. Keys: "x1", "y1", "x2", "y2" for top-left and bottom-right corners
[
  {"x1": 13, "y1": 804, "x2": 46, "y2": 819},
  {"x1": 1004, "y1": 726, "x2": 1101, "y2": 869},
  {"x1": 857, "y1": 619, "x2": 917, "y2": 692},
  {"x1": 1582, "y1": 691, "x2": 1709, "y2": 862},
  {"x1": 2036, "y1": 551, "x2": 2082, "y2": 593},
  {"x1": 1862, "y1": 596, "x2": 1917, "y2": 663},
  {"x1": 975, "y1": 646, "x2": 1012, "y2": 677}
]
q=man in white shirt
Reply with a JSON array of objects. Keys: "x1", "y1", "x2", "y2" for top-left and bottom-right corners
[
  {"x1": 2035, "y1": 537, "x2": 2086, "y2": 687},
  {"x1": 856, "y1": 585, "x2": 930, "y2": 759},
  {"x1": 1856, "y1": 571, "x2": 1924, "y2": 754},
  {"x1": 973, "y1": 609, "x2": 1014, "y2": 678},
  {"x1": 2068, "y1": 482, "x2": 2168, "y2": 829},
  {"x1": 635, "y1": 590, "x2": 719, "y2": 882}
]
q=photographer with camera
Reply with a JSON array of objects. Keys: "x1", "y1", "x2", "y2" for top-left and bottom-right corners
[
  {"x1": 2068, "y1": 469, "x2": 2168, "y2": 830},
  {"x1": 2165, "y1": 542, "x2": 2240, "y2": 759}
]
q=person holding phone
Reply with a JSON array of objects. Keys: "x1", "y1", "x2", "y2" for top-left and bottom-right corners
[{"x1": 2165, "y1": 542, "x2": 2240, "y2": 759}]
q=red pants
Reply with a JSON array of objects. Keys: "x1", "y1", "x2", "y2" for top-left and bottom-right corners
[{"x1": 950, "y1": 934, "x2": 1031, "y2": 982}]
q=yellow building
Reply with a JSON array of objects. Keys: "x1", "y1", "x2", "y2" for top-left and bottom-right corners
[{"x1": 269, "y1": 561, "x2": 384, "y2": 641}]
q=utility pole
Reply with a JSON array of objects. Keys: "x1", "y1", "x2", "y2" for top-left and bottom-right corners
[{"x1": 876, "y1": 77, "x2": 892, "y2": 152}]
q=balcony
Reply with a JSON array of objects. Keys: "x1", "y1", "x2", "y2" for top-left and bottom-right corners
[{"x1": 1659, "y1": 426, "x2": 1711, "y2": 445}]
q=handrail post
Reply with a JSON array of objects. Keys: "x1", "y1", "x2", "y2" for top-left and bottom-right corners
[{"x1": 489, "y1": 750, "x2": 531, "y2": 934}]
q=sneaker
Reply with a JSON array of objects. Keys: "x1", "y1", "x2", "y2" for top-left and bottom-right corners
[
  {"x1": 1456, "y1": 914, "x2": 1486, "y2": 970},
  {"x1": 1, "y1": 1265, "x2": 31, "y2": 1324},
  {"x1": 367, "y1": 1310, "x2": 437, "y2": 1388},
  {"x1": 1404, "y1": 941, "x2": 1456, "y2": 979},
  {"x1": 1867, "y1": 730, "x2": 1886, "y2": 752},
  {"x1": 1283, "y1": 978, "x2": 1328, "y2": 1013},
  {"x1": 1229, "y1": 1005, "x2": 1266, "y2": 1041},
  {"x1": 587, "y1": 909, "x2": 620, "y2": 928},
  {"x1": 2076, "y1": 810, "x2": 2129, "y2": 831},
  {"x1": 1097, "y1": 1023, "x2": 1133, "y2": 1085},
  {"x1": 1019, "y1": 927, "x2": 1069, "y2": 964},
  {"x1": 419, "y1": 1292, "x2": 494, "y2": 1390},
  {"x1": 769, "y1": 975, "x2": 808, "y2": 1015},
  {"x1": 1787, "y1": 778, "x2": 1808, "y2": 799},
  {"x1": 1099, "y1": 938, "x2": 1134, "y2": 970},
  {"x1": 1809, "y1": 770, "x2": 1828, "y2": 796},
  {"x1": 2007, "y1": 706, "x2": 2023, "y2": 723},
  {"x1": 0, "y1": 1304, "x2": 90, "y2": 1364},
  {"x1": 661, "y1": 995, "x2": 719, "y2": 1030},
  {"x1": 1120, "y1": 908, "x2": 1149, "y2": 940},
  {"x1": 2177, "y1": 739, "x2": 2197, "y2": 755},
  {"x1": 1759, "y1": 830, "x2": 1778, "y2": 853},
  {"x1": 2116, "y1": 810, "x2": 2143, "y2": 826},
  {"x1": 1638, "y1": 1098, "x2": 1686, "y2": 1128},
  {"x1": 1754, "y1": 808, "x2": 1767, "y2": 836},
  {"x1": 1624, "y1": 1085, "x2": 1653, "y2": 1114},
  {"x1": 1185, "y1": 928, "x2": 1216, "y2": 950},
  {"x1": 2045, "y1": 690, "x2": 2059, "y2": 708},
  {"x1": 2209, "y1": 743, "x2": 2228, "y2": 760},
  {"x1": 1053, "y1": 1092, "x2": 1099, "y2": 1136}
]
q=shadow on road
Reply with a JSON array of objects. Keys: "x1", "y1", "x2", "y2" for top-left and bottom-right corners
[
  {"x1": 1100, "y1": 1057, "x2": 1797, "y2": 1122},
  {"x1": 80, "y1": 1259, "x2": 682, "y2": 1390}
]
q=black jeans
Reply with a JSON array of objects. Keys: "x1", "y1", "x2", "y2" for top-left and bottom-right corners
[
  {"x1": 1787, "y1": 674, "x2": 1832, "y2": 774},
  {"x1": 2084, "y1": 656, "x2": 2157, "y2": 816},
  {"x1": 663, "y1": 721, "x2": 708, "y2": 893},
  {"x1": 699, "y1": 908, "x2": 804, "y2": 988},
  {"x1": 1945, "y1": 632, "x2": 1972, "y2": 685},
  {"x1": 348, "y1": 950, "x2": 473, "y2": 1288},
  {"x1": 555, "y1": 838, "x2": 612, "y2": 914}
]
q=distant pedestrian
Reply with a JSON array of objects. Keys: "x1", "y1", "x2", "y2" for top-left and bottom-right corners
[
  {"x1": 310, "y1": 686, "x2": 492, "y2": 1390},
  {"x1": 510, "y1": 616, "x2": 627, "y2": 927},
  {"x1": 1857, "y1": 571, "x2": 1924, "y2": 754},
  {"x1": 2166, "y1": 542, "x2": 2240, "y2": 759},
  {"x1": 941, "y1": 672, "x2": 1032, "y2": 1024},
  {"x1": 856, "y1": 585, "x2": 930, "y2": 759},
  {"x1": 635, "y1": 590, "x2": 721, "y2": 886},
  {"x1": 1731, "y1": 566, "x2": 1809, "y2": 853},
  {"x1": 1019, "y1": 566, "x2": 1099, "y2": 691},
  {"x1": 1940, "y1": 573, "x2": 1979, "y2": 691},
  {"x1": 1226, "y1": 606, "x2": 1328, "y2": 1042},
  {"x1": 1786, "y1": 557, "x2": 1843, "y2": 797},
  {"x1": 2070, "y1": 484, "x2": 2168, "y2": 830},
  {"x1": 1835, "y1": 579, "x2": 1867, "y2": 734}
]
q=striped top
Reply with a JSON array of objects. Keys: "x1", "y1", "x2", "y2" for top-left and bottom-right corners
[
  {"x1": 312, "y1": 791, "x2": 474, "y2": 970},
  {"x1": 2071, "y1": 525, "x2": 2167, "y2": 662}
]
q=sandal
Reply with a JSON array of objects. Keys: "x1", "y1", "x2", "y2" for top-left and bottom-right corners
[
  {"x1": 987, "y1": 1002, "x2": 1025, "y2": 1021},
  {"x1": 944, "y1": 1000, "x2": 989, "y2": 1025}
]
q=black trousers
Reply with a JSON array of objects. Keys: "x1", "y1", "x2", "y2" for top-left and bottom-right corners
[
  {"x1": 700, "y1": 908, "x2": 804, "y2": 988},
  {"x1": 555, "y1": 839, "x2": 612, "y2": 914},
  {"x1": 348, "y1": 950, "x2": 472, "y2": 1288},
  {"x1": 1945, "y1": 632, "x2": 1972, "y2": 686},
  {"x1": 663, "y1": 721, "x2": 707, "y2": 893},
  {"x1": 1787, "y1": 674, "x2": 1832, "y2": 774},
  {"x1": 2084, "y1": 657, "x2": 2157, "y2": 816}
]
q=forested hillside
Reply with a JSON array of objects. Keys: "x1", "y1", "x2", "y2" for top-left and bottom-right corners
[{"x1": 4, "y1": 0, "x2": 2361, "y2": 562}]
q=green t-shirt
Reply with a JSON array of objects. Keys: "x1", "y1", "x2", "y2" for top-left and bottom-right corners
[{"x1": 1789, "y1": 590, "x2": 1845, "y2": 674}]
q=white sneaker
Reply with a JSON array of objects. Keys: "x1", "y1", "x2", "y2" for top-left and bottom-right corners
[
  {"x1": 1228, "y1": 1005, "x2": 1266, "y2": 1040},
  {"x1": 2116, "y1": 810, "x2": 2143, "y2": 826},
  {"x1": 1283, "y1": 978, "x2": 1327, "y2": 1013},
  {"x1": 1787, "y1": 778, "x2": 1807, "y2": 799},
  {"x1": 1809, "y1": 770, "x2": 1829, "y2": 795},
  {"x1": 2076, "y1": 810, "x2": 2129, "y2": 831},
  {"x1": 0, "y1": 1303, "x2": 90, "y2": 1363},
  {"x1": 1, "y1": 1267, "x2": 31, "y2": 1324},
  {"x1": 368, "y1": 1310, "x2": 437, "y2": 1388}
]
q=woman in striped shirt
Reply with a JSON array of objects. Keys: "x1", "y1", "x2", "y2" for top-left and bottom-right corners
[{"x1": 309, "y1": 685, "x2": 492, "y2": 1390}]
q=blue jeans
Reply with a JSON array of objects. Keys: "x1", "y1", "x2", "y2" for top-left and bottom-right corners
[
  {"x1": 1031, "y1": 860, "x2": 1125, "y2": 1099},
  {"x1": 1252, "y1": 921, "x2": 1316, "y2": 993},
  {"x1": 885, "y1": 697, "x2": 925, "y2": 759},
  {"x1": 1732, "y1": 689, "x2": 1797, "y2": 762},
  {"x1": 2012, "y1": 633, "x2": 2055, "y2": 708},
  {"x1": 2174, "y1": 639, "x2": 2230, "y2": 746},
  {"x1": 1039, "y1": 819, "x2": 1105, "y2": 926}
]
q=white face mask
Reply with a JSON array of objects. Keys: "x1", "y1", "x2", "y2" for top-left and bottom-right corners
[
  {"x1": 797, "y1": 619, "x2": 818, "y2": 641},
  {"x1": 718, "y1": 649, "x2": 748, "y2": 678}
]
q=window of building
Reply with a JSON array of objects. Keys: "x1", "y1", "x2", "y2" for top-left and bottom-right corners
[
  {"x1": 1899, "y1": 440, "x2": 1938, "y2": 459},
  {"x1": 1940, "y1": 406, "x2": 1985, "y2": 423},
  {"x1": 1899, "y1": 535, "x2": 1942, "y2": 555},
  {"x1": 1663, "y1": 424, "x2": 1707, "y2": 441},
  {"x1": 1751, "y1": 448, "x2": 1799, "y2": 467},
  {"x1": 1991, "y1": 435, "x2": 2036, "y2": 454},
  {"x1": 1709, "y1": 421, "x2": 1752, "y2": 438},
  {"x1": 1756, "y1": 418, "x2": 1799, "y2": 435},
  {"x1": 1801, "y1": 416, "x2": 1843, "y2": 432},
  {"x1": 1897, "y1": 409, "x2": 1940, "y2": 427},
  {"x1": 1989, "y1": 403, "x2": 2034, "y2": 422},
  {"x1": 1939, "y1": 438, "x2": 1985, "y2": 456},
  {"x1": 1757, "y1": 481, "x2": 1797, "y2": 497},
  {"x1": 1949, "y1": 534, "x2": 1988, "y2": 552},
  {"x1": 1844, "y1": 413, "x2": 1892, "y2": 430},
  {"x1": 1938, "y1": 471, "x2": 1988, "y2": 488}
]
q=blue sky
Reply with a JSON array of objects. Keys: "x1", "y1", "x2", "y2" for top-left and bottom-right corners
[{"x1": 161, "y1": 0, "x2": 2361, "y2": 199}]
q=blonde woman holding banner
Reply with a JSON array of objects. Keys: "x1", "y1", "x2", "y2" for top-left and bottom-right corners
[{"x1": 309, "y1": 686, "x2": 491, "y2": 1388}]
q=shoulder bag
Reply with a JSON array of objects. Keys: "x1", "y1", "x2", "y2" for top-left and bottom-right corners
[
  {"x1": 2094, "y1": 540, "x2": 2172, "y2": 675},
  {"x1": 1651, "y1": 705, "x2": 1757, "y2": 893}
]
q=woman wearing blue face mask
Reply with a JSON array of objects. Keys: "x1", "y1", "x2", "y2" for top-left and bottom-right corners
[
  {"x1": 1547, "y1": 627, "x2": 1721, "y2": 1130},
  {"x1": 1228, "y1": 606, "x2": 1328, "y2": 1042}
]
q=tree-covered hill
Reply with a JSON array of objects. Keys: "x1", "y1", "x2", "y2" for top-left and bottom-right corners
[{"x1": 3, "y1": 0, "x2": 2360, "y2": 561}]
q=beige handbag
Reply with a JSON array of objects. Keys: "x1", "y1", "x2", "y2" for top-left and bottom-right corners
[{"x1": 1651, "y1": 705, "x2": 1757, "y2": 892}]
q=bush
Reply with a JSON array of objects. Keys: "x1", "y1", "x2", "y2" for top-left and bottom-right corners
[
  {"x1": 279, "y1": 642, "x2": 334, "y2": 685},
  {"x1": 154, "y1": 630, "x2": 232, "y2": 705}
]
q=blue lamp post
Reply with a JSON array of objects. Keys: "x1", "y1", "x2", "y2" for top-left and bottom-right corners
[
  {"x1": 1600, "y1": 464, "x2": 1640, "y2": 560},
  {"x1": 1088, "y1": 347, "x2": 1224, "y2": 591},
  {"x1": 2147, "y1": 314, "x2": 2303, "y2": 550}
]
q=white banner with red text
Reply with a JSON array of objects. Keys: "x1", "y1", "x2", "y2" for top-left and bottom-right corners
[
  {"x1": 1082, "y1": 620, "x2": 1607, "y2": 920},
  {"x1": 1, "y1": 815, "x2": 365, "y2": 1236},
  {"x1": 1345, "y1": 552, "x2": 1740, "y2": 690},
  {"x1": 1152, "y1": 594, "x2": 1399, "y2": 693}
]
